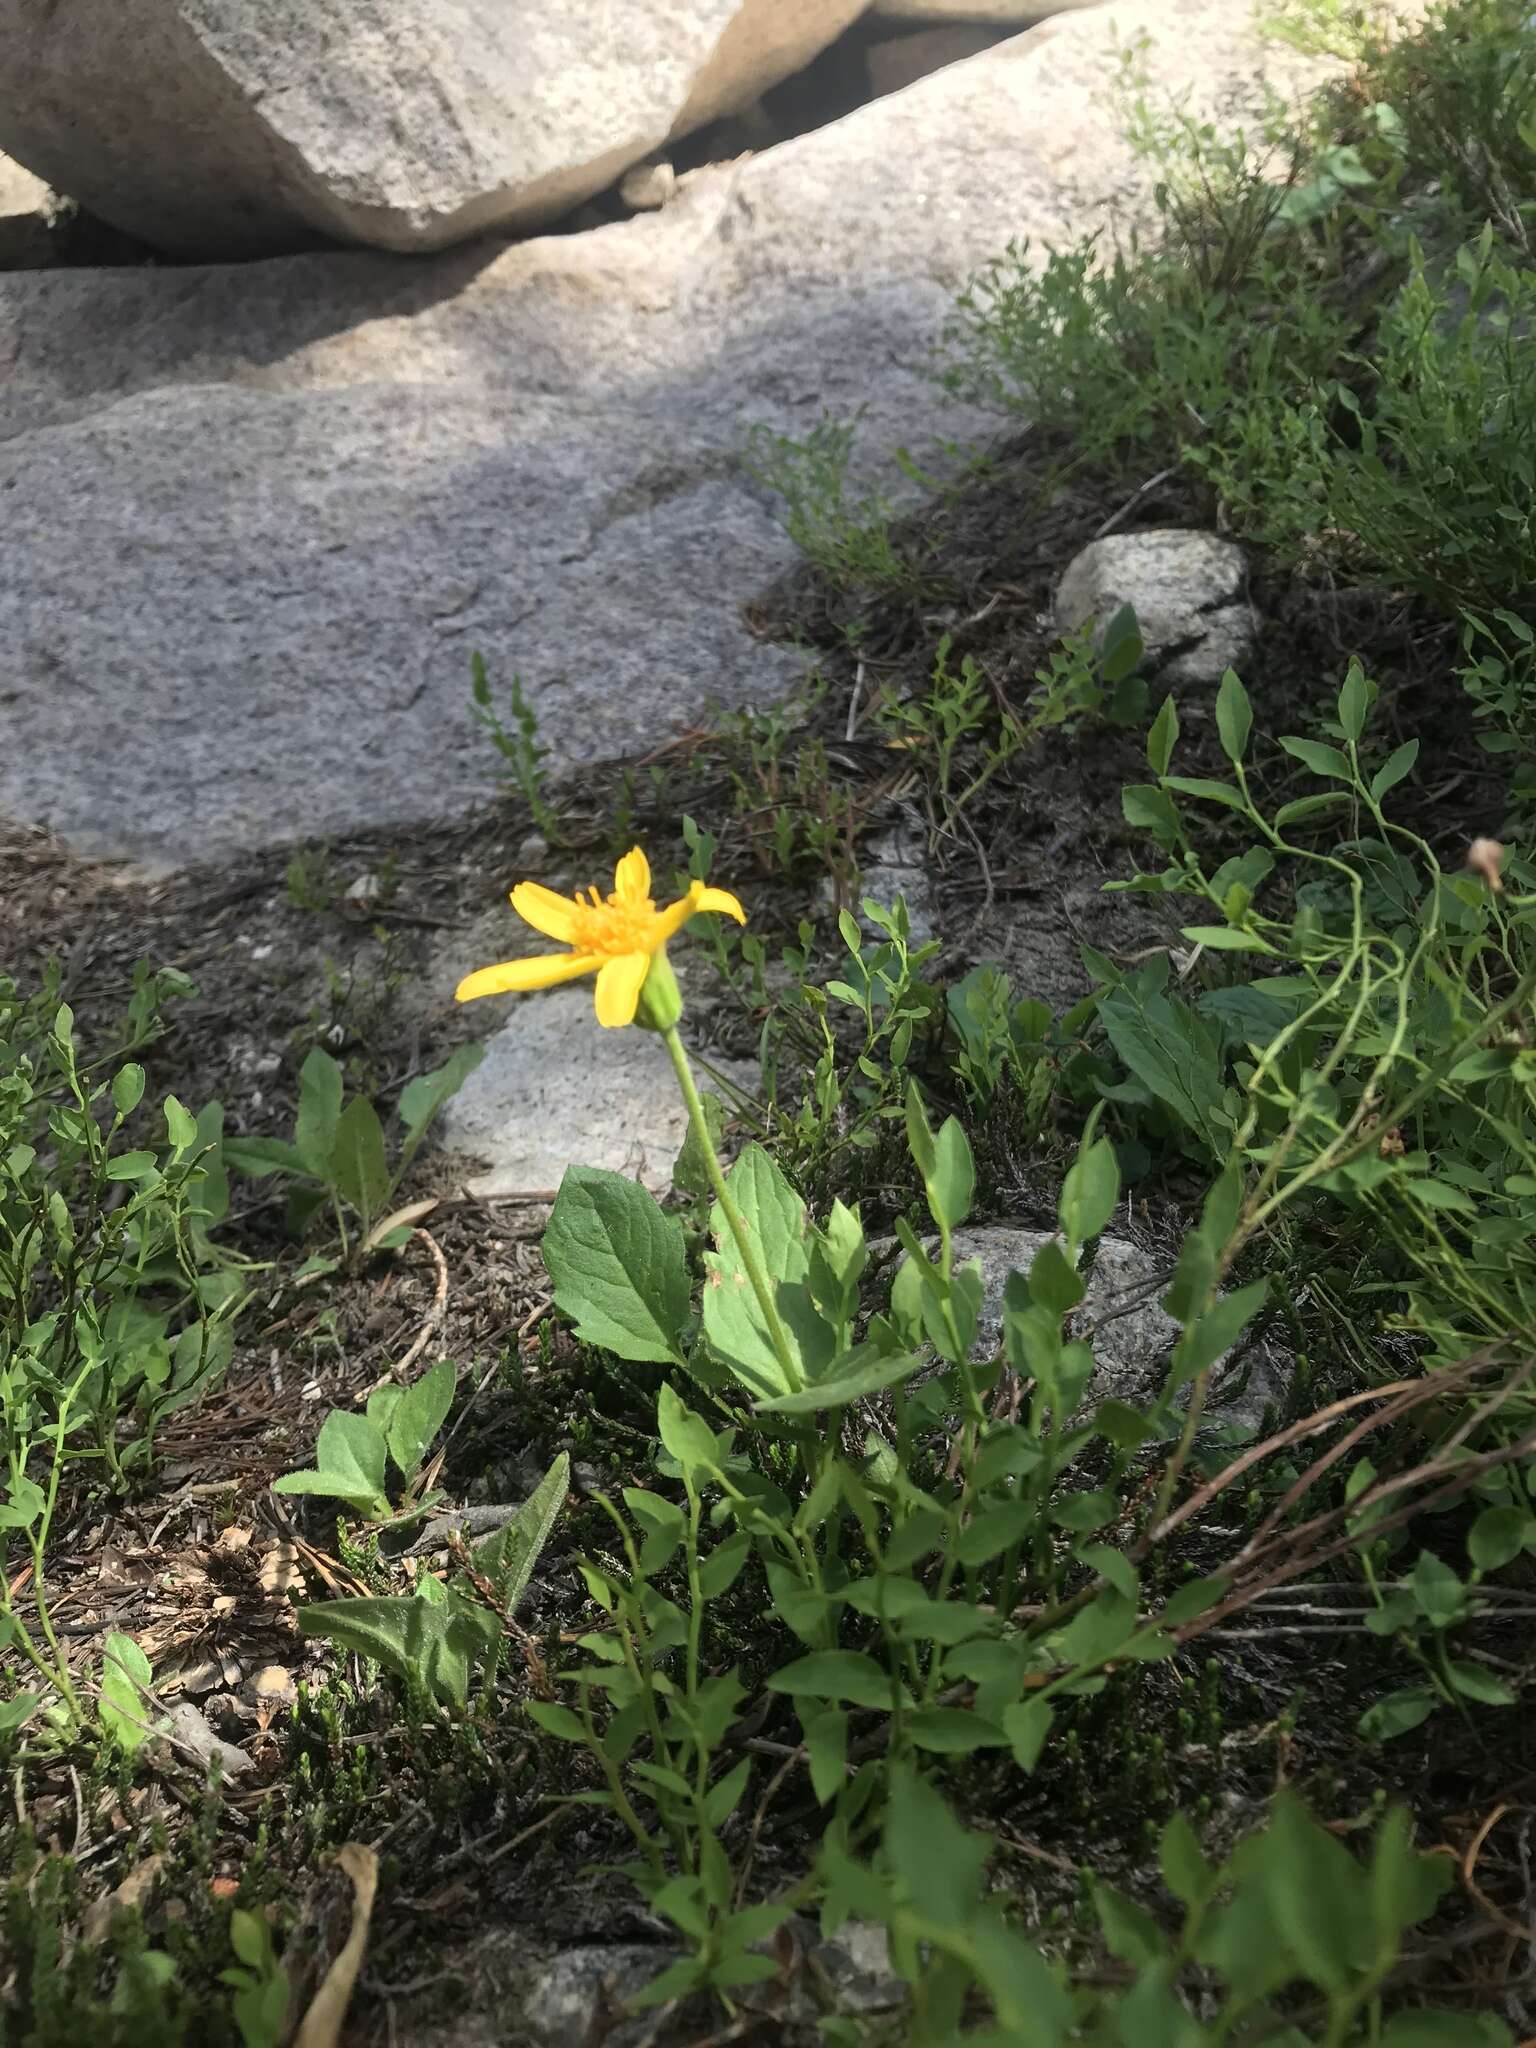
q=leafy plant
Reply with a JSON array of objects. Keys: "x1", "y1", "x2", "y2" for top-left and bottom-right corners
[
  {"x1": 1105, "y1": 662, "x2": 1536, "y2": 1362},
  {"x1": 744, "y1": 414, "x2": 919, "y2": 620},
  {"x1": 470, "y1": 653, "x2": 562, "y2": 844},
  {"x1": 295, "y1": 1452, "x2": 569, "y2": 1711},
  {"x1": 274, "y1": 1357, "x2": 458, "y2": 1524},
  {"x1": 224, "y1": 1042, "x2": 482, "y2": 1259},
  {"x1": 821, "y1": 1773, "x2": 1509, "y2": 2045},
  {"x1": 221, "y1": 1911, "x2": 288, "y2": 2048},
  {"x1": 99, "y1": 1631, "x2": 161, "y2": 1754}
]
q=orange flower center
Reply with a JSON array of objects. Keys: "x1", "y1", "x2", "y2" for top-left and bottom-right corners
[{"x1": 569, "y1": 887, "x2": 657, "y2": 959}]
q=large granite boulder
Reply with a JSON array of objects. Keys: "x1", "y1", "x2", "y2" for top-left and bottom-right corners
[
  {"x1": 0, "y1": 149, "x2": 53, "y2": 269},
  {"x1": 0, "y1": 0, "x2": 1356, "y2": 863},
  {"x1": 0, "y1": 0, "x2": 865, "y2": 259},
  {"x1": 869, "y1": 1, "x2": 1106, "y2": 20}
]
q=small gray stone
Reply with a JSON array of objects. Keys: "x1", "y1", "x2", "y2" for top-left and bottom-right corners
[
  {"x1": 439, "y1": 983, "x2": 756, "y2": 1198},
  {"x1": 165, "y1": 1700, "x2": 257, "y2": 1779},
  {"x1": 808, "y1": 1919, "x2": 905, "y2": 2017},
  {"x1": 619, "y1": 159, "x2": 678, "y2": 212},
  {"x1": 950, "y1": 1225, "x2": 1290, "y2": 1429},
  {"x1": 1054, "y1": 530, "x2": 1256, "y2": 688},
  {"x1": 857, "y1": 816, "x2": 937, "y2": 948},
  {"x1": 522, "y1": 1945, "x2": 680, "y2": 2048}
]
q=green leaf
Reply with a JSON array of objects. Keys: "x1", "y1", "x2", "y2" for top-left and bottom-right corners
[
  {"x1": 1003, "y1": 1699, "x2": 1055, "y2": 1772},
  {"x1": 1255, "y1": 1793, "x2": 1366, "y2": 1992},
  {"x1": 1278, "y1": 736, "x2": 1354, "y2": 781},
  {"x1": 330, "y1": 1095, "x2": 390, "y2": 1231},
  {"x1": 671, "y1": 1087, "x2": 726, "y2": 1200},
  {"x1": 397, "y1": 1044, "x2": 486, "y2": 1172},
  {"x1": 104, "y1": 1152, "x2": 160, "y2": 1182},
  {"x1": 543, "y1": 1166, "x2": 689, "y2": 1366},
  {"x1": 100, "y1": 1632, "x2": 157, "y2": 1752},
  {"x1": 1060, "y1": 1135, "x2": 1119, "y2": 1246},
  {"x1": 926, "y1": 1116, "x2": 976, "y2": 1234},
  {"x1": 1099, "y1": 602, "x2": 1144, "y2": 684},
  {"x1": 1122, "y1": 783, "x2": 1182, "y2": 840},
  {"x1": 656, "y1": 1384, "x2": 721, "y2": 1482},
  {"x1": 1359, "y1": 1687, "x2": 1438, "y2": 1742},
  {"x1": 296, "y1": 1047, "x2": 344, "y2": 1179},
  {"x1": 1181, "y1": 925, "x2": 1277, "y2": 954},
  {"x1": 112, "y1": 1064, "x2": 147, "y2": 1117},
  {"x1": 1216, "y1": 670, "x2": 1253, "y2": 764},
  {"x1": 1469, "y1": 1506, "x2": 1529, "y2": 1573},
  {"x1": 803, "y1": 1707, "x2": 847, "y2": 1804},
  {"x1": 385, "y1": 1357, "x2": 457, "y2": 1482},
  {"x1": 1370, "y1": 739, "x2": 1419, "y2": 802},
  {"x1": 1097, "y1": 983, "x2": 1231, "y2": 1155},
  {"x1": 884, "y1": 1765, "x2": 990, "y2": 1928},
  {"x1": 702, "y1": 1145, "x2": 833, "y2": 1400},
  {"x1": 1147, "y1": 695, "x2": 1179, "y2": 777},
  {"x1": 164, "y1": 1096, "x2": 199, "y2": 1152},
  {"x1": 1273, "y1": 792, "x2": 1352, "y2": 828},
  {"x1": 1094, "y1": 1882, "x2": 1165, "y2": 1966},
  {"x1": 472, "y1": 1453, "x2": 569, "y2": 1614},
  {"x1": 1337, "y1": 659, "x2": 1372, "y2": 743},
  {"x1": 705, "y1": 1757, "x2": 753, "y2": 1829},
  {"x1": 907, "y1": 1707, "x2": 1008, "y2": 1754},
  {"x1": 903, "y1": 1081, "x2": 937, "y2": 1179},
  {"x1": 274, "y1": 1409, "x2": 390, "y2": 1515},
  {"x1": 1163, "y1": 775, "x2": 1247, "y2": 810},
  {"x1": 1172, "y1": 1280, "x2": 1268, "y2": 1386},
  {"x1": 767, "y1": 1651, "x2": 898, "y2": 1710},
  {"x1": 755, "y1": 1344, "x2": 918, "y2": 1414},
  {"x1": 1445, "y1": 1660, "x2": 1516, "y2": 1707},
  {"x1": 1159, "y1": 1576, "x2": 1228, "y2": 1626},
  {"x1": 697, "y1": 1531, "x2": 751, "y2": 1601},
  {"x1": 1382, "y1": 2013, "x2": 1514, "y2": 2046},
  {"x1": 1159, "y1": 1812, "x2": 1214, "y2": 1905},
  {"x1": 222, "y1": 1134, "x2": 309, "y2": 1179},
  {"x1": 298, "y1": 1590, "x2": 497, "y2": 1711}
]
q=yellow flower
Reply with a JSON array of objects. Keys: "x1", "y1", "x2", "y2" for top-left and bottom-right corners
[{"x1": 455, "y1": 847, "x2": 746, "y2": 1028}]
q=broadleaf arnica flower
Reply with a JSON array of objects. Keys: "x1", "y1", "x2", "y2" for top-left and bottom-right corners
[{"x1": 455, "y1": 846, "x2": 745, "y2": 1029}]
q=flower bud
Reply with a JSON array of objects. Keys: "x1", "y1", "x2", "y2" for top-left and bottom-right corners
[{"x1": 634, "y1": 947, "x2": 684, "y2": 1032}]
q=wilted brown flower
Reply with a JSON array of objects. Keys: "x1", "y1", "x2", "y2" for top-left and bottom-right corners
[{"x1": 1467, "y1": 837, "x2": 1506, "y2": 893}]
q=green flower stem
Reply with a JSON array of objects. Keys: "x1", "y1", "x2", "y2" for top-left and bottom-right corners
[{"x1": 660, "y1": 1024, "x2": 803, "y2": 1393}]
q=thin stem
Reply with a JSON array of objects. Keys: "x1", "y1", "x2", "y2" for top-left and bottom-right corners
[{"x1": 660, "y1": 1025, "x2": 803, "y2": 1393}]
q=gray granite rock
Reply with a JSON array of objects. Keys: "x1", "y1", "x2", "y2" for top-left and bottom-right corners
[
  {"x1": 0, "y1": 0, "x2": 864, "y2": 258},
  {"x1": 857, "y1": 815, "x2": 938, "y2": 948},
  {"x1": 439, "y1": 982, "x2": 756, "y2": 1198},
  {"x1": 1054, "y1": 529, "x2": 1256, "y2": 688},
  {"x1": 0, "y1": 2, "x2": 1349, "y2": 863},
  {"x1": 522, "y1": 1944, "x2": 680, "y2": 2048},
  {"x1": 952, "y1": 1224, "x2": 1291, "y2": 1432},
  {"x1": 0, "y1": 149, "x2": 54, "y2": 268},
  {"x1": 866, "y1": 27, "x2": 1006, "y2": 101},
  {"x1": 869, "y1": 0, "x2": 1109, "y2": 18}
]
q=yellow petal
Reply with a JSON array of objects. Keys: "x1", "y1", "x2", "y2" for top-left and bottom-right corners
[
  {"x1": 692, "y1": 884, "x2": 747, "y2": 925},
  {"x1": 651, "y1": 889, "x2": 702, "y2": 946},
  {"x1": 612, "y1": 847, "x2": 651, "y2": 906},
  {"x1": 456, "y1": 953, "x2": 599, "y2": 1002},
  {"x1": 593, "y1": 951, "x2": 649, "y2": 1028},
  {"x1": 511, "y1": 881, "x2": 581, "y2": 943}
]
